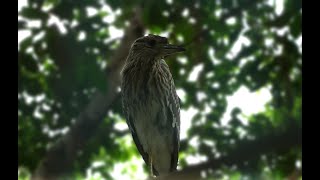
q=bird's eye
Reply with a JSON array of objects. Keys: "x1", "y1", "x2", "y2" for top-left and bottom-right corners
[{"x1": 146, "y1": 40, "x2": 156, "y2": 47}]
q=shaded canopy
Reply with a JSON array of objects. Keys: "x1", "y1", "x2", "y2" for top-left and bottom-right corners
[{"x1": 18, "y1": 0, "x2": 301, "y2": 179}]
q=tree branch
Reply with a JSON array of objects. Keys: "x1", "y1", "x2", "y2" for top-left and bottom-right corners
[
  {"x1": 183, "y1": 0, "x2": 259, "y2": 48},
  {"x1": 31, "y1": 8, "x2": 145, "y2": 180},
  {"x1": 154, "y1": 124, "x2": 301, "y2": 180}
]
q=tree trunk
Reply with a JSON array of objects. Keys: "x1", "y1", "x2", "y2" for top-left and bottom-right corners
[{"x1": 32, "y1": 8, "x2": 145, "y2": 180}]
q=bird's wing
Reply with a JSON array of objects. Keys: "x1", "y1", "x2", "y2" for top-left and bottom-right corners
[
  {"x1": 168, "y1": 83, "x2": 181, "y2": 172},
  {"x1": 121, "y1": 86, "x2": 161, "y2": 175},
  {"x1": 159, "y1": 59, "x2": 180, "y2": 171},
  {"x1": 123, "y1": 102, "x2": 161, "y2": 176},
  {"x1": 121, "y1": 94, "x2": 150, "y2": 163}
]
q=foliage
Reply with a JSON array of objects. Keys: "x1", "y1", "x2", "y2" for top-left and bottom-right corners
[{"x1": 18, "y1": 0, "x2": 301, "y2": 179}]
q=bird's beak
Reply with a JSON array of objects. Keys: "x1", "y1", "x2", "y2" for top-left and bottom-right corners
[{"x1": 162, "y1": 44, "x2": 186, "y2": 56}]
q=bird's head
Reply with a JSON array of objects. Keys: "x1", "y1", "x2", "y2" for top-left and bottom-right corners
[{"x1": 129, "y1": 34, "x2": 185, "y2": 60}]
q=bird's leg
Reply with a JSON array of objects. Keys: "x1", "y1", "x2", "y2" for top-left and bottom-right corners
[{"x1": 149, "y1": 155, "x2": 153, "y2": 177}]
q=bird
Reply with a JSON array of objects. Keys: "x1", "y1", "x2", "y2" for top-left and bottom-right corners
[{"x1": 121, "y1": 34, "x2": 185, "y2": 177}]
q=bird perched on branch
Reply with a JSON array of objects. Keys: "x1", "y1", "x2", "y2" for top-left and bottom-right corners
[{"x1": 121, "y1": 34, "x2": 185, "y2": 176}]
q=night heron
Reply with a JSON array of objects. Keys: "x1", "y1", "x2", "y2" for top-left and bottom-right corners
[{"x1": 121, "y1": 34, "x2": 185, "y2": 176}]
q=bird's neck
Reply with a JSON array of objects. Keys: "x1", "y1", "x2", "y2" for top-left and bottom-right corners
[
  {"x1": 130, "y1": 56, "x2": 162, "y2": 73},
  {"x1": 122, "y1": 56, "x2": 161, "y2": 85}
]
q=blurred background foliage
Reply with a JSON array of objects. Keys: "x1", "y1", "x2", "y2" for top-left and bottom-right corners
[{"x1": 18, "y1": 0, "x2": 301, "y2": 179}]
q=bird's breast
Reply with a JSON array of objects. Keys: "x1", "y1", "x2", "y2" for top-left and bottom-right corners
[{"x1": 124, "y1": 63, "x2": 171, "y2": 105}]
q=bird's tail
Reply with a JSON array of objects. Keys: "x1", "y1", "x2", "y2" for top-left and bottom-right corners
[
  {"x1": 149, "y1": 156, "x2": 159, "y2": 176},
  {"x1": 152, "y1": 165, "x2": 159, "y2": 176}
]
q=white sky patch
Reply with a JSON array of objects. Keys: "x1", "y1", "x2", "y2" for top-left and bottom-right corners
[
  {"x1": 226, "y1": 17, "x2": 236, "y2": 25},
  {"x1": 228, "y1": 77, "x2": 237, "y2": 85},
  {"x1": 266, "y1": 0, "x2": 284, "y2": 16},
  {"x1": 225, "y1": 16, "x2": 251, "y2": 60},
  {"x1": 179, "y1": 69, "x2": 186, "y2": 75},
  {"x1": 18, "y1": 30, "x2": 31, "y2": 48},
  {"x1": 42, "y1": 103, "x2": 51, "y2": 111},
  {"x1": 187, "y1": 63, "x2": 203, "y2": 82},
  {"x1": 100, "y1": 1, "x2": 112, "y2": 12},
  {"x1": 275, "y1": 0, "x2": 284, "y2": 15},
  {"x1": 109, "y1": 135, "x2": 147, "y2": 180},
  {"x1": 203, "y1": 139, "x2": 215, "y2": 148},
  {"x1": 188, "y1": 17, "x2": 196, "y2": 24},
  {"x1": 18, "y1": 0, "x2": 28, "y2": 12},
  {"x1": 196, "y1": 91, "x2": 206, "y2": 102},
  {"x1": 115, "y1": 8, "x2": 122, "y2": 15},
  {"x1": 93, "y1": 161, "x2": 105, "y2": 169},
  {"x1": 42, "y1": 125, "x2": 70, "y2": 138},
  {"x1": 86, "y1": 7, "x2": 98, "y2": 17},
  {"x1": 185, "y1": 152, "x2": 208, "y2": 165},
  {"x1": 70, "y1": 19, "x2": 79, "y2": 28},
  {"x1": 18, "y1": 16, "x2": 42, "y2": 47},
  {"x1": 159, "y1": 31, "x2": 170, "y2": 38},
  {"x1": 35, "y1": 94, "x2": 45, "y2": 102},
  {"x1": 227, "y1": 35, "x2": 251, "y2": 59},
  {"x1": 110, "y1": 111, "x2": 128, "y2": 131},
  {"x1": 177, "y1": 56, "x2": 187, "y2": 65},
  {"x1": 207, "y1": 47, "x2": 214, "y2": 60},
  {"x1": 212, "y1": 82, "x2": 220, "y2": 89},
  {"x1": 103, "y1": 15, "x2": 115, "y2": 24},
  {"x1": 208, "y1": 47, "x2": 221, "y2": 65},
  {"x1": 176, "y1": 88, "x2": 186, "y2": 102},
  {"x1": 215, "y1": 9, "x2": 222, "y2": 18},
  {"x1": 296, "y1": 35, "x2": 302, "y2": 47},
  {"x1": 274, "y1": 44, "x2": 283, "y2": 55},
  {"x1": 236, "y1": 127, "x2": 247, "y2": 139},
  {"x1": 162, "y1": 10, "x2": 169, "y2": 17},
  {"x1": 189, "y1": 136, "x2": 200, "y2": 149},
  {"x1": 274, "y1": 26, "x2": 289, "y2": 36},
  {"x1": 108, "y1": 26, "x2": 124, "y2": 39},
  {"x1": 33, "y1": 31, "x2": 45, "y2": 43},
  {"x1": 110, "y1": 157, "x2": 147, "y2": 180},
  {"x1": 166, "y1": 0, "x2": 173, "y2": 5},
  {"x1": 239, "y1": 56, "x2": 254, "y2": 68},
  {"x1": 295, "y1": 160, "x2": 301, "y2": 169},
  {"x1": 206, "y1": 72, "x2": 215, "y2": 79},
  {"x1": 114, "y1": 120, "x2": 128, "y2": 131},
  {"x1": 25, "y1": 19, "x2": 42, "y2": 29},
  {"x1": 85, "y1": 167, "x2": 105, "y2": 180},
  {"x1": 223, "y1": 37, "x2": 229, "y2": 46},
  {"x1": 33, "y1": 107, "x2": 43, "y2": 119},
  {"x1": 203, "y1": 104, "x2": 211, "y2": 114},
  {"x1": 182, "y1": 8, "x2": 189, "y2": 17},
  {"x1": 264, "y1": 38, "x2": 274, "y2": 47},
  {"x1": 47, "y1": 14, "x2": 67, "y2": 34},
  {"x1": 242, "y1": 14, "x2": 250, "y2": 31},
  {"x1": 194, "y1": 116, "x2": 206, "y2": 127},
  {"x1": 42, "y1": 2, "x2": 53, "y2": 12},
  {"x1": 295, "y1": 35, "x2": 302, "y2": 53},
  {"x1": 180, "y1": 106, "x2": 198, "y2": 140},
  {"x1": 221, "y1": 86, "x2": 272, "y2": 126},
  {"x1": 266, "y1": 0, "x2": 274, "y2": 7},
  {"x1": 77, "y1": 31, "x2": 86, "y2": 41},
  {"x1": 22, "y1": 91, "x2": 35, "y2": 105},
  {"x1": 101, "y1": 2, "x2": 116, "y2": 24}
]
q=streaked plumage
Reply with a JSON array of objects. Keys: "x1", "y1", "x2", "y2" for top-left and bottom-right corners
[{"x1": 121, "y1": 34, "x2": 185, "y2": 176}]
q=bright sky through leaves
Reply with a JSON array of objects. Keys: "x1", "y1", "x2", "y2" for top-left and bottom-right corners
[{"x1": 18, "y1": 0, "x2": 300, "y2": 178}]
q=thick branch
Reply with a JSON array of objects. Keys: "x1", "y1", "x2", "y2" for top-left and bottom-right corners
[
  {"x1": 155, "y1": 124, "x2": 301, "y2": 180},
  {"x1": 31, "y1": 8, "x2": 144, "y2": 180}
]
